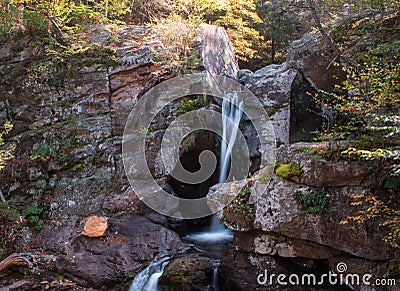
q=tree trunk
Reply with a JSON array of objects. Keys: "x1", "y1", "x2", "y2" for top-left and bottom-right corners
[
  {"x1": 271, "y1": 37, "x2": 275, "y2": 62},
  {"x1": 305, "y1": 0, "x2": 359, "y2": 69},
  {"x1": 0, "y1": 253, "x2": 30, "y2": 273}
]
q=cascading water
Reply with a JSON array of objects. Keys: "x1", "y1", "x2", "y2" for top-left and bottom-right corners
[
  {"x1": 213, "y1": 92, "x2": 244, "y2": 231},
  {"x1": 128, "y1": 256, "x2": 170, "y2": 291},
  {"x1": 219, "y1": 92, "x2": 244, "y2": 185},
  {"x1": 130, "y1": 94, "x2": 244, "y2": 290},
  {"x1": 212, "y1": 266, "x2": 219, "y2": 291},
  {"x1": 185, "y1": 93, "x2": 243, "y2": 243}
]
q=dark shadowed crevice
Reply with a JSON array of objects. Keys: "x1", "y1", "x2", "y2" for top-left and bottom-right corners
[{"x1": 167, "y1": 130, "x2": 220, "y2": 200}]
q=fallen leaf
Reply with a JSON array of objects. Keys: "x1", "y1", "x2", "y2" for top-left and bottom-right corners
[{"x1": 81, "y1": 216, "x2": 108, "y2": 238}]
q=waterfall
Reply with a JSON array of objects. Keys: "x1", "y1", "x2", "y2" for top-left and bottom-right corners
[
  {"x1": 210, "y1": 93, "x2": 244, "y2": 233},
  {"x1": 131, "y1": 94, "x2": 243, "y2": 289},
  {"x1": 218, "y1": 93, "x2": 244, "y2": 184},
  {"x1": 185, "y1": 93, "x2": 242, "y2": 242},
  {"x1": 129, "y1": 256, "x2": 170, "y2": 291},
  {"x1": 212, "y1": 266, "x2": 219, "y2": 291}
]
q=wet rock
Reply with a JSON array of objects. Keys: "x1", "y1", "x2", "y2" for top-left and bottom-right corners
[
  {"x1": 33, "y1": 214, "x2": 185, "y2": 288},
  {"x1": 198, "y1": 24, "x2": 239, "y2": 79},
  {"x1": 159, "y1": 254, "x2": 217, "y2": 291}
]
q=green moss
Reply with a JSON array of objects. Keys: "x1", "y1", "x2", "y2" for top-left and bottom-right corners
[
  {"x1": 72, "y1": 163, "x2": 86, "y2": 171},
  {"x1": 0, "y1": 197, "x2": 44, "y2": 237},
  {"x1": 293, "y1": 191, "x2": 329, "y2": 215},
  {"x1": 275, "y1": 162, "x2": 302, "y2": 179},
  {"x1": 265, "y1": 104, "x2": 283, "y2": 116},
  {"x1": 384, "y1": 176, "x2": 400, "y2": 196},
  {"x1": 171, "y1": 271, "x2": 184, "y2": 283},
  {"x1": 258, "y1": 165, "x2": 274, "y2": 183},
  {"x1": 177, "y1": 94, "x2": 212, "y2": 114},
  {"x1": 124, "y1": 271, "x2": 136, "y2": 281},
  {"x1": 30, "y1": 141, "x2": 56, "y2": 163}
]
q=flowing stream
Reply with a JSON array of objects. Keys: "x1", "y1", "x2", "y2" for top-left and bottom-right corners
[
  {"x1": 129, "y1": 95, "x2": 243, "y2": 290},
  {"x1": 128, "y1": 256, "x2": 170, "y2": 291}
]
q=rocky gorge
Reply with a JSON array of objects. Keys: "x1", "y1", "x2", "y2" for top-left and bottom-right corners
[{"x1": 0, "y1": 18, "x2": 398, "y2": 291}]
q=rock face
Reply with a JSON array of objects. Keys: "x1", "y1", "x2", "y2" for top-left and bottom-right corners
[
  {"x1": 159, "y1": 254, "x2": 217, "y2": 291},
  {"x1": 286, "y1": 31, "x2": 346, "y2": 91},
  {"x1": 0, "y1": 24, "x2": 239, "y2": 288},
  {"x1": 238, "y1": 63, "x2": 326, "y2": 147},
  {"x1": 213, "y1": 149, "x2": 396, "y2": 290},
  {"x1": 213, "y1": 53, "x2": 397, "y2": 290},
  {"x1": 0, "y1": 23, "x2": 238, "y2": 220},
  {"x1": 33, "y1": 214, "x2": 184, "y2": 288}
]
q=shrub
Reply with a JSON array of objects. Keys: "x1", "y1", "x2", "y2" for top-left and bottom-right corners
[
  {"x1": 293, "y1": 191, "x2": 329, "y2": 215},
  {"x1": 177, "y1": 94, "x2": 211, "y2": 114},
  {"x1": 0, "y1": 122, "x2": 14, "y2": 171},
  {"x1": 153, "y1": 14, "x2": 201, "y2": 71}
]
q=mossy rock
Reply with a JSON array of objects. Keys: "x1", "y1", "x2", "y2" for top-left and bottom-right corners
[
  {"x1": 275, "y1": 162, "x2": 302, "y2": 179},
  {"x1": 159, "y1": 255, "x2": 216, "y2": 291}
]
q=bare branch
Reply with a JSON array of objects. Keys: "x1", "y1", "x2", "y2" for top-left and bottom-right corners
[
  {"x1": 0, "y1": 188, "x2": 5, "y2": 203},
  {"x1": 305, "y1": 0, "x2": 360, "y2": 69},
  {"x1": 0, "y1": 253, "x2": 31, "y2": 273}
]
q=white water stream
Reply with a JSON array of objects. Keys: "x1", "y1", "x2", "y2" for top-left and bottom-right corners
[
  {"x1": 128, "y1": 256, "x2": 170, "y2": 291},
  {"x1": 129, "y1": 94, "x2": 243, "y2": 290}
]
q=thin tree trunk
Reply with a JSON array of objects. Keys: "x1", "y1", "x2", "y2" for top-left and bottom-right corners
[
  {"x1": 305, "y1": 0, "x2": 360, "y2": 69},
  {"x1": 0, "y1": 188, "x2": 5, "y2": 203},
  {"x1": 271, "y1": 37, "x2": 275, "y2": 62}
]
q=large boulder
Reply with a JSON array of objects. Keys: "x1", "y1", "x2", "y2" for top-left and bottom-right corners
[
  {"x1": 32, "y1": 214, "x2": 185, "y2": 288},
  {"x1": 159, "y1": 254, "x2": 217, "y2": 291},
  {"x1": 254, "y1": 177, "x2": 394, "y2": 261},
  {"x1": 238, "y1": 64, "x2": 326, "y2": 148},
  {"x1": 198, "y1": 24, "x2": 239, "y2": 79},
  {"x1": 286, "y1": 31, "x2": 346, "y2": 91}
]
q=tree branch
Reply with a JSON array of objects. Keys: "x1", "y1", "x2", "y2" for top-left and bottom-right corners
[
  {"x1": 305, "y1": 0, "x2": 360, "y2": 69},
  {"x1": 0, "y1": 253, "x2": 31, "y2": 273},
  {"x1": 0, "y1": 188, "x2": 5, "y2": 203}
]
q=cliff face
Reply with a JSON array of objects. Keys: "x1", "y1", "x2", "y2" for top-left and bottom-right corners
[
  {"x1": 0, "y1": 24, "x2": 238, "y2": 288},
  {"x1": 0, "y1": 24, "x2": 238, "y2": 217},
  {"x1": 211, "y1": 34, "x2": 397, "y2": 291},
  {"x1": 0, "y1": 20, "x2": 397, "y2": 290}
]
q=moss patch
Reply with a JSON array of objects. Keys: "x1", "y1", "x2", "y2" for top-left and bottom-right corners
[{"x1": 275, "y1": 162, "x2": 302, "y2": 179}]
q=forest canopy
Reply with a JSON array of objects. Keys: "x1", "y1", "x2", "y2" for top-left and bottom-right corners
[{"x1": 1, "y1": 0, "x2": 399, "y2": 65}]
